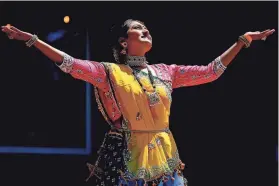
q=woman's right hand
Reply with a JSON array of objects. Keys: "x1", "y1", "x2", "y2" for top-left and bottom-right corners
[{"x1": 1, "y1": 25, "x2": 33, "y2": 41}]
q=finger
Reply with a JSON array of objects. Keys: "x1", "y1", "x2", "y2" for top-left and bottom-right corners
[
  {"x1": 2, "y1": 26, "x2": 13, "y2": 33},
  {"x1": 2, "y1": 28, "x2": 10, "y2": 34},
  {"x1": 258, "y1": 30, "x2": 269, "y2": 38},
  {"x1": 260, "y1": 29, "x2": 270, "y2": 34},
  {"x1": 1, "y1": 26, "x2": 9, "y2": 33},
  {"x1": 7, "y1": 31, "x2": 15, "y2": 39},
  {"x1": 8, "y1": 35, "x2": 14, "y2": 40},
  {"x1": 267, "y1": 29, "x2": 275, "y2": 34},
  {"x1": 2, "y1": 27, "x2": 16, "y2": 38},
  {"x1": 257, "y1": 29, "x2": 271, "y2": 38},
  {"x1": 261, "y1": 29, "x2": 275, "y2": 41},
  {"x1": 10, "y1": 26, "x2": 21, "y2": 32},
  {"x1": 263, "y1": 29, "x2": 275, "y2": 37}
]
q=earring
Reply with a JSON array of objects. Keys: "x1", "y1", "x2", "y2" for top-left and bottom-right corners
[
  {"x1": 122, "y1": 42, "x2": 127, "y2": 47},
  {"x1": 120, "y1": 49, "x2": 127, "y2": 55},
  {"x1": 121, "y1": 42, "x2": 127, "y2": 55}
]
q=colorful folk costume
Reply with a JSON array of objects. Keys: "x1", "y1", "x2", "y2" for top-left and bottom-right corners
[{"x1": 57, "y1": 54, "x2": 226, "y2": 186}]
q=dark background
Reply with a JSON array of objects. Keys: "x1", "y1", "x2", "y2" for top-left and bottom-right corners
[{"x1": 0, "y1": 1, "x2": 277, "y2": 186}]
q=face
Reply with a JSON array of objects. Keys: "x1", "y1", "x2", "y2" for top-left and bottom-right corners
[{"x1": 125, "y1": 21, "x2": 152, "y2": 54}]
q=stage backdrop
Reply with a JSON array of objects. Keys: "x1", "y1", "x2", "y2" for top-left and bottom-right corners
[{"x1": 0, "y1": 2, "x2": 277, "y2": 186}]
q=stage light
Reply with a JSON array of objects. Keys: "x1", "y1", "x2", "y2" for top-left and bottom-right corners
[
  {"x1": 46, "y1": 29, "x2": 66, "y2": 42},
  {"x1": 64, "y1": 16, "x2": 70, "y2": 24},
  {"x1": 6, "y1": 24, "x2": 11, "y2": 28}
]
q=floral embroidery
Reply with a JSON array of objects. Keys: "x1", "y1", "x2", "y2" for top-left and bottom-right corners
[
  {"x1": 57, "y1": 53, "x2": 74, "y2": 73},
  {"x1": 133, "y1": 67, "x2": 173, "y2": 102},
  {"x1": 179, "y1": 68, "x2": 186, "y2": 74},
  {"x1": 123, "y1": 150, "x2": 181, "y2": 181},
  {"x1": 156, "y1": 138, "x2": 161, "y2": 146},
  {"x1": 95, "y1": 77, "x2": 103, "y2": 83},
  {"x1": 148, "y1": 143, "x2": 156, "y2": 150},
  {"x1": 94, "y1": 87, "x2": 114, "y2": 127},
  {"x1": 168, "y1": 57, "x2": 226, "y2": 88}
]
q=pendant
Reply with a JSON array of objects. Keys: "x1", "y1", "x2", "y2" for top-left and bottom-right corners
[{"x1": 147, "y1": 92, "x2": 161, "y2": 106}]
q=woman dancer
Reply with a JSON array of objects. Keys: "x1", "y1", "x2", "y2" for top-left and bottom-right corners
[{"x1": 1, "y1": 19, "x2": 275, "y2": 186}]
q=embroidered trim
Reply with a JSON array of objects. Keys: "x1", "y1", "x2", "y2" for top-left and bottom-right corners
[
  {"x1": 57, "y1": 53, "x2": 75, "y2": 73},
  {"x1": 94, "y1": 87, "x2": 114, "y2": 127},
  {"x1": 93, "y1": 62, "x2": 123, "y2": 128},
  {"x1": 152, "y1": 65, "x2": 173, "y2": 102},
  {"x1": 133, "y1": 67, "x2": 173, "y2": 102},
  {"x1": 120, "y1": 150, "x2": 182, "y2": 181},
  {"x1": 213, "y1": 56, "x2": 226, "y2": 76}
]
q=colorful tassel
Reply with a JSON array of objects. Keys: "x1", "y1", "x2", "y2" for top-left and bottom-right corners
[
  {"x1": 180, "y1": 163, "x2": 185, "y2": 170},
  {"x1": 177, "y1": 170, "x2": 182, "y2": 176},
  {"x1": 143, "y1": 180, "x2": 147, "y2": 186},
  {"x1": 163, "y1": 176, "x2": 169, "y2": 182}
]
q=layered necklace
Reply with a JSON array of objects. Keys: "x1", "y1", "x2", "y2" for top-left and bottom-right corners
[{"x1": 126, "y1": 56, "x2": 161, "y2": 107}]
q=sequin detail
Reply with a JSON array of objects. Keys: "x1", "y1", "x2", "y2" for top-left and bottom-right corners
[{"x1": 58, "y1": 53, "x2": 74, "y2": 73}]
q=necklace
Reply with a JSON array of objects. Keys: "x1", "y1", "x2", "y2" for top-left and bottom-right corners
[
  {"x1": 125, "y1": 56, "x2": 148, "y2": 67},
  {"x1": 127, "y1": 65, "x2": 161, "y2": 107}
]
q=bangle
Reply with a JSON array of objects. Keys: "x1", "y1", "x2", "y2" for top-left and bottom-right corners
[
  {"x1": 26, "y1": 35, "x2": 38, "y2": 47},
  {"x1": 238, "y1": 34, "x2": 252, "y2": 48},
  {"x1": 215, "y1": 56, "x2": 226, "y2": 71},
  {"x1": 213, "y1": 56, "x2": 226, "y2": 76},
  {"x1": 243, "y1": 34, "x2": 252, "y2": 43}
]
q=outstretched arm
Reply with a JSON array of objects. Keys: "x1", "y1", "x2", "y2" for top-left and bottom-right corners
[
  {"x1": 166, "y1": 30, "x2": 275, "y2": 88},
  {"x1": 1, "y1": 25, "x2": 109, "y2": 92},
  {"x1": 220, "y1": 30, "x2": 275, "y2": 67},
  {"x1": 2, "y1": 25, "x2": 65, "y2": 63}
]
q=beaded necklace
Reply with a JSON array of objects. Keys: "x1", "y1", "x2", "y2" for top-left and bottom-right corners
[{"x1": 126, "y1": 56, "x2": 161, "y2": 107}]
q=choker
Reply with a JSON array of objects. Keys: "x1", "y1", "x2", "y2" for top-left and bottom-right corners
[{"x1": 126, "y1": 56, "x2": 148, "y2": 67}]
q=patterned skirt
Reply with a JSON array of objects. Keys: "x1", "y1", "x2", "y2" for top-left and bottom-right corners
[{"x1": 86, "y1": 130, "x2": 188, "y2": 186}]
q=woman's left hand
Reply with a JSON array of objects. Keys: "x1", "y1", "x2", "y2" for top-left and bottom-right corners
[{"x1": 245, "y1": 29, "x2": 275, "y2": 41}]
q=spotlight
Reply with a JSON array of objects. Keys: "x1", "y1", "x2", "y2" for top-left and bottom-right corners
[
  {"x1": 64, "y1": 16, "x2": 70, "y2": 24},
  {"x1": 46, "y1": 29, "x2": 66, "y2": 42}
]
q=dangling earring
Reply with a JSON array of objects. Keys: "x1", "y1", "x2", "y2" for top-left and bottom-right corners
[
  {"x1": 120, "y1": 49, "x2": 127, "y2": 55},
  {"x1": 120, "y1": 42, "x2": 127, "y2": 55}
]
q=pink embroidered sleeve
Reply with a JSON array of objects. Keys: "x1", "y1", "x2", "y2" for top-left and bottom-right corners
[
  {"x1": 168, "y1": 56, "x2": 226, "y2": 88},
  {"x1": 57, "y1": 53, "x2": 109, "y2": 92}
]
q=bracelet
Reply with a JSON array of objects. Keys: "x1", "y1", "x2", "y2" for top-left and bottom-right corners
[
  {"x1": 213, "y1": 56, "x2": 226, "y2": 76},
  {"x1": 26, "y1": 35, "x2": 39, "y2": 47},
  {"x1": 238, "y1": 34, "x2": 252, "y2": 48},
  {"x1": 215, "y1": 56, "x2": 226, "y2": 71}
]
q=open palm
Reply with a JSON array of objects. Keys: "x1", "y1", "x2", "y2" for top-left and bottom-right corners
[
  {"x1": 1, "y1": 25, "x2": 32, "y2": 41},
  {"x1": 246, "y1": 29, "x2": 275, "y2": 41}
]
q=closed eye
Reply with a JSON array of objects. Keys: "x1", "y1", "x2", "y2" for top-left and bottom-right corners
[
  {"x1": 132, "y1": 25, "x2": 143, "y2": 30},
  {"x1": 132, "y1": 24, "x2": 148, "y2": 31}
]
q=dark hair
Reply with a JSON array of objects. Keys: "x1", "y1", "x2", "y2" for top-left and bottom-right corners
[{"x1": 109, "y1": 19, "x2": 145, "y2": 64}]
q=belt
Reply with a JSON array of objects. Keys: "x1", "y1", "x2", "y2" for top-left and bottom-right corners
[{"x1": 110, "y1": 127, "x2": 171, "y2": 134}]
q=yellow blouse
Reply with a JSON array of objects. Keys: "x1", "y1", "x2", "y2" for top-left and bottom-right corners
[{"x1": 105, "y1": 63, "x2": 182, "y2": 181}]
